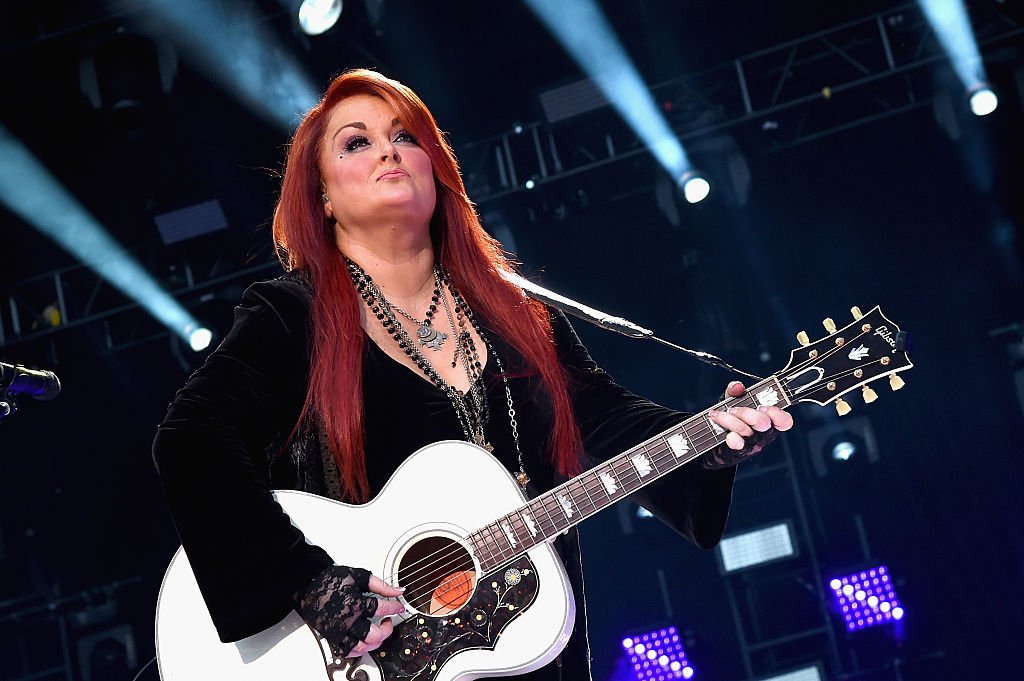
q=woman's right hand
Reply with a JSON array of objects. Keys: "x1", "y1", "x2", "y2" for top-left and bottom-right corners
[{"x1": 294, "y1": 565, "x2": 406, "y2": 659}]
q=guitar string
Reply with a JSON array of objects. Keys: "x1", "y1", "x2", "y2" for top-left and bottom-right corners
[
  {"x1": 380, "y1": 326, "x2": 903, "y2": 603},
  {"x1": 382, "y1": 409, "x2": 735, "y2": 603},
  {"x1": 380, "y1": 388, "x2": 761, "y2": 591},
  {"x1": 387, "y1": 383, "x2": 814, "y2": 603},
  {"x1": 382, "y1": 379, "x2": 776, "y2": 587},
  {"x1": 384, "y1": 388, "x2": 781, "y2": 598}
]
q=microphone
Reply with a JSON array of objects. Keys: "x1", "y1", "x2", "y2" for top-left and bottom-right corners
[{"x1": 0, "y1": 362, "x2": 62, "y2": 401}]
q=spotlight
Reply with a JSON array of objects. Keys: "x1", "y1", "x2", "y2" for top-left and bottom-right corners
[
  {"x1": 524, "y1": 179, "x2": 536, "y2": 190},
  {"x1": 620, "y1": 626, "x2": 693, "y2": 680},
  {"x1": 807, "y1": 416, "x2": 879, "y2": 478},
  {"x1": 831, "y1": 440, "x2": 856, "y2": 462},
  {"x1": 186, "y1": 325, "x2": 213, "y2": 352},
  {"x1": 678, "y1": 171, "x2": 710, "y2": 204},
  {"x1": 298, "y1": 0, "x2": 343, "y2": 35},
  {"x1": 968, "y1": 84, "x2": 998, "y2": 116},
  {"x1": 827, "y1": 565, "x2": 903, "y2": 632}
]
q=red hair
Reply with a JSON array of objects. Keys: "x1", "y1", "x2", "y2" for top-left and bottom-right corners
[{"x1": 273, "y1": 69, "x2": 582, "y2": 502}]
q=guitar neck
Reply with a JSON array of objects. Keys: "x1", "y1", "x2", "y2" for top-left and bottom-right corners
[{"x1": 468, "y1": 375, "x2": 794, "y2": 573}]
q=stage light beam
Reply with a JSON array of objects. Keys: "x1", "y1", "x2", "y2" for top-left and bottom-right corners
[
  {"x1": 918, "y1": 0, "x2": 995, "y2": 114},
  {"x1": 524, "y1": 0, "x2": 697, "y2": 184},
  {"x1": 0, "y1": 124, "x2": 202, "y2": 346},
  {"x1": 138, "y1": 0, "x2": 318, "y2": 129}
]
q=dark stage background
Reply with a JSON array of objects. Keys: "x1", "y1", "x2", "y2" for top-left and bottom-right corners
[{"x1": 2, "y1": 1, "x2": 1023, "y2": 680}]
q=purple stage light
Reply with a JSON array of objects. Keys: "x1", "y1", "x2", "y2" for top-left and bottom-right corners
[
  {"x1": 828, "y1": 565, "x2": 903, "y2": 631},
  {"x1": 620, "y1": 626, "x2": 693, "y2": 680}
]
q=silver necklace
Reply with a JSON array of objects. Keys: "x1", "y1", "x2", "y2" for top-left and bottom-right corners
[
  {"x1": 346, "y1": 258, "x2": 531, "y2": 491},
  {"x1": 385, "y1": 268, "x2": 448, "y2": 352}
]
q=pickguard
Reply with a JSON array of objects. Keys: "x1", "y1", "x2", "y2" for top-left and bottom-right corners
[{"x1": 373, "y1": 556, "x2": 538, "y2": 680}]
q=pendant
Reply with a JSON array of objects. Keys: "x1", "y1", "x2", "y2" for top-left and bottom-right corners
[
  {"x1": 417, "y1": 323, "x2": 447, "y2": 351},
  {"x1": 515, "y1": 470, "x2": 531, "y2": 490},
  {"x1": 484, "y1": 442, "x2": 495, "y2": 453}
]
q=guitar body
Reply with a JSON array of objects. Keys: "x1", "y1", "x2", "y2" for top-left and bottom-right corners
[{"x1": 155, "y1": 441, "x2": 575, "y2": 681}]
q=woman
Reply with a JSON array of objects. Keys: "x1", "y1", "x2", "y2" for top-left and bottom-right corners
[{"x1": 152, "y1": 69, "x2": 792, "y2": 680}]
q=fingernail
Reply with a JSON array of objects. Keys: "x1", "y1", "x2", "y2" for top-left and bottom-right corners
[
  {"x1": 727, "y1": 407, "x2": 738, "y2": 415},
  {"x1": 709, "y1": 409, "x2": 720, "y2": 418},
  {"x1": 397, "y1": 586, "x2": 406, "y2": 592},
  {"x1": 757, "y1": 405, "x2": 768, "y2": 412}
]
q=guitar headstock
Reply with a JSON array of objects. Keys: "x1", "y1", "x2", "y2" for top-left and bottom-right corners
[{"x1": 778, "y1": 306, "x2": 913, "y2": 415}]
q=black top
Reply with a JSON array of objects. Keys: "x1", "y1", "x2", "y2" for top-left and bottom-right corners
[{"x1": 152, "y1": 271, "x2": 737, "y2": 681}]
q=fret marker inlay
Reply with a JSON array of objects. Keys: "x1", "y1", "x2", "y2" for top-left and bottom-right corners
[
  {"x1": 599, "y1": 472, "x2": 618, "y2": 495},
  {"x1": 668, "y1": 433, "x2": 690, "y2": 457},
  {"x1": 631, "y1": 454, "x2": 653, "y2": 477},
  {"x1": 558, "y1": 494, "x2": 574, "y2": 518},
  {"x1": 755, "y1": 387, "x2": 780, "y2": 407},
  {"x1": 522, "y1": 513, "x2": 537, "y2": 537},
  {"x1": 501, "y1": 521, "x2": 517, "y2": 548}
]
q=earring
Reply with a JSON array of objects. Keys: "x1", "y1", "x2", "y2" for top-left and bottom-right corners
[{"x1": 322, "y1": 192, "x2": 329, "y2": 204}]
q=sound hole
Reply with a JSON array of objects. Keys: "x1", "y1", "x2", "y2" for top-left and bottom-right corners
[{"x1": 397, "y1": 536, "x2": 477, "y2": 616}]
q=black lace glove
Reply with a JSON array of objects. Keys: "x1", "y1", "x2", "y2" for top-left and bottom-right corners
[
  {"x1": 293, "y1": 565, "x2": 379, "y2": 658},
  {"x1": 701, "y1": 428, "x2": 778, "y2": 469}
]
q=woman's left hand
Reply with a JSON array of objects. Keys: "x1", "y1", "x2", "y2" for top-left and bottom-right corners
[{"x1": 703, "y1": 381, "x2": 794, "y2": 468}]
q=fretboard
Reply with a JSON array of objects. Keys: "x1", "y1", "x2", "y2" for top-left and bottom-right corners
[{"x1": 467, "y1": 375, "x2": 793, "y2": 573}]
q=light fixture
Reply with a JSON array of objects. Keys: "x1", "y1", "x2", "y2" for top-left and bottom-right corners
[
  {"x1": 967, "y1": 83, "x2": 998, "y2": 116},
  {"x1": 717, "y1": 521, "x2": 796, "y2": 573},
  {"x1": 621, "y1": 626, "x2": 693, "y2": 680},
  {"x1": 831, "y1": 440, "x2": 856, "y2": 462},
  {"x1": 755, "y1": 664, "x2": 824, "y2": 681},
  {"x1": 298, "y1": 0, "x2": 343, "y2": 36},
  {"x1": 828, "y1": 565, "x2": 904, "y2": 632},
  {"x1": 807, "y1": 416, "x2": 879, "y2": 478},
  {"x1": 678, "y1": 171, "x2": 710, "y2": 204},
  {"x1": 184, "y1": 324, "x2": 213, "y2": 352}
]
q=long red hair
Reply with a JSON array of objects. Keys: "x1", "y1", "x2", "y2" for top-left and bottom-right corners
[{"x1": 272, "y1": 69, "x2": 582, "y2": 502}]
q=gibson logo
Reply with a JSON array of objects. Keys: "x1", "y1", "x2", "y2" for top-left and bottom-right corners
[{"x1": 874, "y1": 325, "x2": 898, "y2": 351}]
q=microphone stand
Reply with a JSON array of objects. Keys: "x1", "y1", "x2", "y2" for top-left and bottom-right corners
[{"x1": 501, "y1": 270, "x2": 764, "y2": 381}]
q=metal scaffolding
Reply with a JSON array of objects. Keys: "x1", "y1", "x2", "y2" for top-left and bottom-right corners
[{"x1": 3, "y1": 1, "x2": 1021, "y2": 354}]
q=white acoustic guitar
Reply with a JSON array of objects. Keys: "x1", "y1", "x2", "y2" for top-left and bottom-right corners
[{"x1": 155, "y1": 306, "x2": 912, "y2": 681}]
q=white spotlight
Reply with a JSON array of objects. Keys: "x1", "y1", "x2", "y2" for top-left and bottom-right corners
[
  {"x1": 831, "y1": 441, "x2": 856, "y2": 462},
  {"x1": 679, "y1": 171, "x2": 710, "y2": 204},
  {"x1": 298, "y1": 0, "x2": 342, "y2": 35},
  {"x1": 968, "y1": 84, "x2": 998, "y2": 116},
  {"x1": 186, "y1": 325, "x2": 213, "y2": 352}
]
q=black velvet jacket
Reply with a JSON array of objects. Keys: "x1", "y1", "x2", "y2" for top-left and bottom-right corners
[{"x1": 152, "y1": 272, "x2": 736, "y2": 681}]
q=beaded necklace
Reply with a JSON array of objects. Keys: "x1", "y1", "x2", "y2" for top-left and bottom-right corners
[{"x1": 344, "y1": 258, "x2": 531, "y2": 490}]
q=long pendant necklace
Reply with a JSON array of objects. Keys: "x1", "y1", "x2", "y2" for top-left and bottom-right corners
[
  {"x1": 385, "y1": 270, "x2": 448, "y2": 352},
  {"x1": 345, "y1": 258, "x2": 532, "y2": 491}
]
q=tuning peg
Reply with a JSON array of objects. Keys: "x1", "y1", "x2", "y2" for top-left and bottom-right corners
[
  {"x1": 796, "y1": 331, "x2": 810, "y2": 346},
  {"x1": 862, "y1": 385, "x2": 878, "y2": 403},
  {"x1": 835, "y1": 398, "x2": 851, "y2": 416},
  {"x1": 823, "y1": 318, "x2": 837, "y2": 334},
  {"x1": 889, "y1": 373, "x2": 905, "y2": 391},
  {"x1": 851, "y1": 306, "x2": 863, "y2": 320}
]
